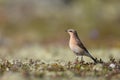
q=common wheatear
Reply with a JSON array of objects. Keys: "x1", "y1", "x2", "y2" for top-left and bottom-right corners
[{"x1": 66, "y1": 29, "x2": 97, "y2": 63}]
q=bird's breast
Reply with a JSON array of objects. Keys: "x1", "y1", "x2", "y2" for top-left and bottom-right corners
[{"x1": 69, "y1": 37, "x2": 84, "y2": 55}]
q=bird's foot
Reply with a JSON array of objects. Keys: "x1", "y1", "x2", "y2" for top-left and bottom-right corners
[
  {"x1": 74, "y1": 56, "x2": 85, "y2": 64},
  {"x1": 80, "y1": 56, "x2": 84, "y2": 63},
  {"x1": 74, "y1": 57, "x2": 79, "y2": 64}
]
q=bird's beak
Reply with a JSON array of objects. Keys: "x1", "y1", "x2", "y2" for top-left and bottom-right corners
[{"x1": 65, "y1": 30, "x2": 67, "y2": 32}]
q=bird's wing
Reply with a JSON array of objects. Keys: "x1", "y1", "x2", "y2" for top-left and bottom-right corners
[
  {"x1": 78, "y1": 42, "x2": 89, "y2": 53},
  {"x1": 75, "y1": 35, "x2": 90, "y2": 53},
  {"x1": 76, "y1": 39, "x2": 97, "y2": 63}
]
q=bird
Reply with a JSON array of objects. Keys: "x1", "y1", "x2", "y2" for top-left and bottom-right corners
[{"x1": 66, "y1": 29, "x2": 97, "y2": 63}]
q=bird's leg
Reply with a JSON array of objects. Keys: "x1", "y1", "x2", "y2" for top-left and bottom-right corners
[
  {"x1": 75, "y1": 56, "x2": 79, "y2": 61},
  {"x1": 74, "y1": 56, "x2": 79, "y2": 64},
  {"x1": 81, "y1": 56, "x2": 84, "y2": 62}
]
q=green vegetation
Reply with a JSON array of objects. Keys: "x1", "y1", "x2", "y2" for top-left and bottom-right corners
[
  {"x1": 0, "y1": 57, "x2": 120, "y2": 80},
  {"x1": 0, "y1": 45, "x2": 119, "y2": 80}
]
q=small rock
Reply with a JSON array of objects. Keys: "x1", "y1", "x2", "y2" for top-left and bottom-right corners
[{"x1": 109, "y1": 63, "x2": 116, "y2": 69}]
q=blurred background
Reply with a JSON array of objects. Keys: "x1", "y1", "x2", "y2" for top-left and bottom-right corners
[{"x1": 0, "y1": 0, "x2": 120, "y2": 61}]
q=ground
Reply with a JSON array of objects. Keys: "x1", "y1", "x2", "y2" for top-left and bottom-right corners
[{"x1": 0, "y1": 45, "x2": 120, "y2": 80}]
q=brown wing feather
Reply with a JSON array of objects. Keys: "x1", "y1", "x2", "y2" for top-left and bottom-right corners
[{"x1": 78, "y1": 42, "x2": 89, "y2": 53}]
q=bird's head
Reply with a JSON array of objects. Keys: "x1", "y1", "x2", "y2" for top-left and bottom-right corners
[{"x1": 66, "y1": 29, "x2": 77, "y2": 36}]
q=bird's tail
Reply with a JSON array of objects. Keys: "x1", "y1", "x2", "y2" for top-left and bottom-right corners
[
  {"x1": 87, "y1": 53, "x2": 97, "y2": 63},
  {"x1": 90, "y1": 56, "x2": 97, "y2": 63}
]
